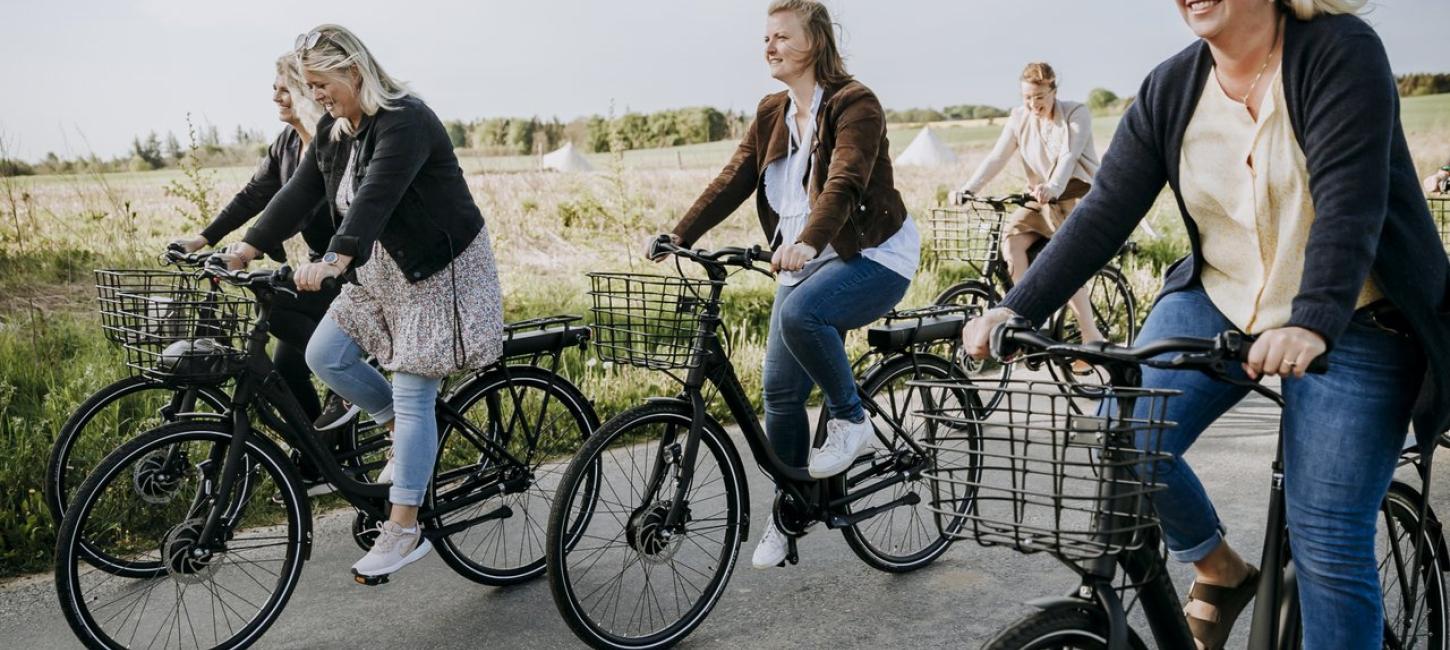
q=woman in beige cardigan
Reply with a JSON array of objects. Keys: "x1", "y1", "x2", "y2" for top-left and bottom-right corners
[{"x1": 956, "y1": 62, "x2": 1105, "y2": 347}]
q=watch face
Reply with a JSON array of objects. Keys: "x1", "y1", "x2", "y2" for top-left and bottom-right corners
[{"x1": 322, "y1": 252, "x2": 339, "y2": 265}]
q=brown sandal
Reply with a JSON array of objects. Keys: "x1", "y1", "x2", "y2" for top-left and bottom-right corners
[{"x1": 1183, "y1": 565, "x2": 1260, "y2": 650}]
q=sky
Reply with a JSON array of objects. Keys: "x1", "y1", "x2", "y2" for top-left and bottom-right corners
[{"x1": 1, "y1": 0, "x2": 1445, "y2": 161}]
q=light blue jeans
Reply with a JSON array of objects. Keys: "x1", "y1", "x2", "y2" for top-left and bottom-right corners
[
  {"x1": 762, "y1": 256, "x2": 910, "y2": 467},
  {"x1": 1131, "y1": 288, "x2": 1422, "y2": 649},
  {"x1": 305, "y1": 315, "x2": 442, "y2": 507}
]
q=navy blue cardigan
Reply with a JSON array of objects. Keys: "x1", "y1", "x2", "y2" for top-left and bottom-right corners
[{"x1": 999, "y1": 13, "x2": 1450, "y2": 446}]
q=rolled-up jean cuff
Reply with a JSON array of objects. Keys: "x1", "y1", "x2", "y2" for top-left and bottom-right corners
[
  {"x1": 370, "y1": 405, "x2": 395, "y2": 425},
  {"x1": 389, "y1": 486, "x2": 425, "y2": 507},
  {"x1": 1167, "y1": 524, "x2": 1227, "y2": 563}
]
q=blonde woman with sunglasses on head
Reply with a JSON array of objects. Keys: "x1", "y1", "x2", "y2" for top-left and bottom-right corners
[{"x1": 224, "y1": 24, "x2": 504, "y2": 581}]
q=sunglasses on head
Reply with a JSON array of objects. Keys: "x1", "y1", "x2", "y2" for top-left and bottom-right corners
[{"x1": 294, "y1": 30, "x2": 324, "y2": 53}]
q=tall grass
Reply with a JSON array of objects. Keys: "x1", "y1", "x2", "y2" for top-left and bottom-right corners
[{"x1": 5, "y1": 94, "x2": 1447, "y2": 577}]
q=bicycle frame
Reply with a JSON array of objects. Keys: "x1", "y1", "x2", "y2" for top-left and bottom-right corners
[
  {"x1": 188, "y1": 282, "x2": 547, "y2": 553},
  {"x1": 652, "y1": 260, "x2": 932, "y2": 541}
]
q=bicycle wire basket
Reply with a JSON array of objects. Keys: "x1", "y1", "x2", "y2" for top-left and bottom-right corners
[
  {"x1": 1430, "y1": 196, "x2": 1450, "y2": 253},
  {"x1": 916, "y1": 377, "x2": 1178, "y2": 560},
  {"x1": 928, "y1": 204, "x2": 1006, "y2": 266},
  {"x1": 587, "y1": 272, "x2": 723, "y2": 370},
  {"x1": 95, "y1": 269, "x2": 256, "y2": 383}
]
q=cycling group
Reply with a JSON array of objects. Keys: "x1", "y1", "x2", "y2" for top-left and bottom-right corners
[{"x1": 48, "y1": 1, "x2": 1450, "y2": 649}]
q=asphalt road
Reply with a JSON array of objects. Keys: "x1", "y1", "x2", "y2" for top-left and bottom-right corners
[{"x1": 4, "y1": 381, "x2": 1446, "y2": 649}]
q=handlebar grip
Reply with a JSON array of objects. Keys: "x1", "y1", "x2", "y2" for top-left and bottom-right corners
[
  {"x1": 1224, "y1": 331, "x2": 1329, "y2": 374},
  {"x1": 748, "y1": 246, "x2": 773, "y2": 263},
  {"x1": 989, "y1": 317, "x2": 1040, "y2": 360}
]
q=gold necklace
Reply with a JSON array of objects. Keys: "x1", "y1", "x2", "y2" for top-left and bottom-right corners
[{"x1": 1239, "y1": 16, "x2": 1283, "y2": 105}]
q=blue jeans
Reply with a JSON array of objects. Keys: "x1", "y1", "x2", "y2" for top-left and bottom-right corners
[
  {"x1": 1132, "y1": 288, "x2": 1422, "y2": 649},
  {"x1": 762, "y1": 256, "x2": 910, "y2": 468},
  {"x1": 305, "y1": 315, "x2": 443, "y2": 507}
]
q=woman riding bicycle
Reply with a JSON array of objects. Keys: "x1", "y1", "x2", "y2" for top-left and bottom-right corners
[
  {"x1": 171, "y1": 54, "x2": 360, "y2": 441},
  {"x1": 954, "y1": 62, "x2": 1106, "y2": 351},
  {"x1": 963, "y1": 1, "x2": 1450, "y2": 648},
  {"x1": 224, "y1": 24, "x2": 505, "y2": 581},
  {"x1": 657, "y1": 0, "x2": 919, "y2": 570},
  {"x1": 1425, "y1": 159, "x2": 1450, "y2": 194}
]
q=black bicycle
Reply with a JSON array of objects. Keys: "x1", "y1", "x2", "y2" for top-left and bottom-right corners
[
  {"x1": 542, "y1": 237, "x2": 982, "y2": 649},
  {"x1": 929, "y1": 193, "x2": 1139, "y2": 401},
  {"x1": 54, "y1": 262, "x2": 599, "y2": 650},
  {"x1": 923, "y1": 321, "x2": 1445, "y2": 649}
]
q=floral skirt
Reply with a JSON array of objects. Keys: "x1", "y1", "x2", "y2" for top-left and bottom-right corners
[{"x1": 329, "y1": 226, "x2": 504, "y2": 378}]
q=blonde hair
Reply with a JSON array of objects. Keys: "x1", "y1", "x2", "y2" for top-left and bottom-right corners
[
  {"x1": 766, "y1": 0, "x2": 852, "y2": 88},
  {"x1": 295, "y1": 24, "x2": 413, "y2": 139},
  {"x1": 275, "y1": 53, "x2": 323, "y2": 138},
  {"x1": 1020, "y1": 62, "x2": 1057, "y2": 90},
  {"x1": 1278, "y1": 0, "x2": 1368, "y2": 19}
]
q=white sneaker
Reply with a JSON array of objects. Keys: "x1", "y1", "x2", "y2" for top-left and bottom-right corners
[
  {"x1": 807, "y1": 417, "x2": 874, "y2": 478},
  {"x1": 351, "y1": 521, "x2": 432, "y2": 578},
  {"x1": 751, "y1": 520, "x2": 790, "y2": 569}
]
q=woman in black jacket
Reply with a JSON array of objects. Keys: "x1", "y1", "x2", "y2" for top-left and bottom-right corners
[
  {"x1": 171, "y1": 54, "x2": 356, "y2": 438},
  {"x1": 228, "y1": 25, "x2": 504, "y2": 581},
  {"x1": 962, "y1": 1, "x2": 1448, "y2": 648}
]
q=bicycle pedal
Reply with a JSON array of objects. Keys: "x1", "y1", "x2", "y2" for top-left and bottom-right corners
[
  {"x1": 353, "y1": 572, "x2": 390, "y2": 586},
  {"x1": 783, "y1": 537, "x2": 800, "y2": 566}
]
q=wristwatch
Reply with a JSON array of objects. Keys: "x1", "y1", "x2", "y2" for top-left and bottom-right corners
[{"x1": 321, "y1": 252, "x2": 344, "y2": 268}]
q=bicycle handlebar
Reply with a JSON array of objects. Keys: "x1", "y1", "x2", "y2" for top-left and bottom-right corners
[
  {"x1": 950, "y1": 191, "x2": 1053, "y2": 209},
  {"x1": 200, "y1": 256, "x2": 341, "y2": 294},
  {"x1": 649, "y1": 235, "x2": 773, "y2": 275},
  {"x1": 990, "y1": 317, "x2": 1329, "y2": 377},
  {"x1": 162, "y1": 243, "x2": 214, "y2": 268}
]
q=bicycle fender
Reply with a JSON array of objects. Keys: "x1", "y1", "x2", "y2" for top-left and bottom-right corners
[{"x1": 1025, "y1": 595, "x2": 1094, "y2": 611}]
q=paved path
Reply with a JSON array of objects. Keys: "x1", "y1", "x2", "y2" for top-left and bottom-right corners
[{"x1": 4, "y1": 383, "x2": 1446, "y2": 649}]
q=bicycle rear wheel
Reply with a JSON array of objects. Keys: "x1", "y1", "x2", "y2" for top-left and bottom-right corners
[
  {"x1": 1378, "y1": 481, "x2": 1448, "y2": 649},
  {"x1": 546, "y1": 401, "x2": 745, "y2": 649},
  {"x1": 841, "y1": 353, "x2": 979, "y2": 571},
  {"x1": 55, "y1": 421, "x2": 308, "y2": 650},
  {"x1": 429, "y1": 366, "x2": 600, "y2": 586}
]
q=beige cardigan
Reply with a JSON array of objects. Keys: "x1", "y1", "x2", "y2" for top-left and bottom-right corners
[{"x1": 962, "y1": 100, "x2": 1099, "y2": 199}]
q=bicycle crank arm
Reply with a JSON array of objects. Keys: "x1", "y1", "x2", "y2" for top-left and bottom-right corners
[
  {"x1": 827, "y1": 491, "x2": 921, "y2": 528},
  {"x1": 426, "y1": 505, "x2": 514, "y2": 539}
]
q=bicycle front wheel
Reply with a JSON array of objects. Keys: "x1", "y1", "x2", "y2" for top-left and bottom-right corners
[
  {"x1": 841, "y1": 353, "x2": 979, "y2": 571},
  {"x1": 984, "y1": 604, "x2": 1148, "y2": 650},
  {"x1": 55, "y1": 421, "x2": 309, "y2": 650},
  {"x1": 546, "y1": 401, "x2": 745, "y2": 649},
  {"x1": 934, "y1": 280, "x2": 1011, "y2": 411}
]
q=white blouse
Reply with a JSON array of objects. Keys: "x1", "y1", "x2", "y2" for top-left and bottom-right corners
[{"x1": 763, "y1": 85, "x2": 919, "y2": 286}]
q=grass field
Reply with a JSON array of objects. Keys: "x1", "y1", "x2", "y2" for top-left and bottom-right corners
[{"x1": 1, "y1": 93, "x2": 1446, "y2": 577}]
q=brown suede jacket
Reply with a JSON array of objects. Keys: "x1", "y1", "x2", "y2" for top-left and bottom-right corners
[{"x1": 671, "y1": 80, "x2": 907, "y2": 259}]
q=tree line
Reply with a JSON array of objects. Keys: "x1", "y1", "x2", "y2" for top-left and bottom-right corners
[{"x1": 3, "y1": 76, "x2": 1446, "y2": 177}]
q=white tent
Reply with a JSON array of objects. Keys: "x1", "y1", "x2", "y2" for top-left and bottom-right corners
[
  {"x1": 541, "y1": 141, "x2": 594, "y2": 173},
  {"x1": 893, "y1": 126, "x2": 958, "y2": 167}
]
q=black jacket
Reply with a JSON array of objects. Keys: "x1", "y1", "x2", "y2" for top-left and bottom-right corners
[
  {"x1": 245, "y1": 95, "x2": 484, "y2": 282},
  {"x1": 201, "y1": 127, "x2": 331, "y2": 261},
  {"x1": 999, "y1": 13, "x2": 1450, "y2": 447}
]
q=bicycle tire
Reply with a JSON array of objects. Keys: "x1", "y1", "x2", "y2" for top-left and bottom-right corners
[
  {"x1": 1377, "y1": 481, "x2": 1447, "y2": 650},
  {"x1": 983, "y1": 604, "x2": 1148, "y2": 650},
  {"x1": 840, "y1": 353, "x2": 979, "y2": 572},
  {"x1": 429, "y1": 366, "x2": 600, "y2": 586},
  {"x1": 1047, "y1": 266, "x2": 1138, "y2": 395},
  {"x1": 934, "y1": 279, "x2": 1010, "y2": 411},
  {"x1": 546, "y1": 401, "x2": 746, "y2": 650},
  {"x1": 45, "y1": 376, "x2": 230, "y2": 578},
  {"x1": 55, "y1": 421, "x2": 309, "y2": 650}
]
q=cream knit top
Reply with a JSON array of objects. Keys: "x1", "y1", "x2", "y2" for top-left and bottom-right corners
[
  {"x1": 1181, "y1": 65, "x2": 1379, "y2": 334},
  {"x1": 963, "y1": 100, "x2": 1099, "y2": 199}
]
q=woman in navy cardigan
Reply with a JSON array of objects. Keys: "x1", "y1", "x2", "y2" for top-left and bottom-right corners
[{"x1": 963, "y1": 1, "x2": 1448, "y2": 648}]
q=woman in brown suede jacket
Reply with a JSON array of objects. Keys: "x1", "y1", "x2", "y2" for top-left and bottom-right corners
[{"x1": 658, "y1": 0, "x2": 920, "y2": 570}]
